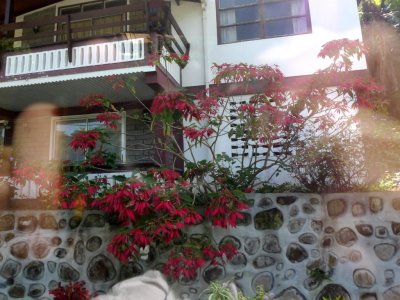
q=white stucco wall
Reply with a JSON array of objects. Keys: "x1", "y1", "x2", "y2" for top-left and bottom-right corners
[{"x1": 204, "y1": 0, "x2": 366, "y2": 80}]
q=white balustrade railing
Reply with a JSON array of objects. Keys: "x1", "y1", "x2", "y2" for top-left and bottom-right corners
[{"x1": 5, "y1": 38, "x2": 144, "y2": 77}]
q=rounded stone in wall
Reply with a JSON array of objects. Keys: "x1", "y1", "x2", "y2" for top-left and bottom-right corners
[
  {"x1": 87, "y1": 255, "x2": 116, "y2": 283},
  {"x1": 289, "y1": 205, "x2": 299, "y2": 217},
  {"x1": 219, "y1": 236, "x2": 241, "y2": 250},
  {"x1": 237, "y1": 213, "x2": 251, "y2": 226},
  {"x1": 356, "y1": 224, "x2": 373, "y2": 237},
  {"x1": 254, "y1": 208, "x2": 283, "y2": 230},
  {"x1": 321, "y1": 236, "x2": 334, "y2": 248},
  {"x1": 376, "y1": 226, "x2": 388, "y2": 238},
  {"x1": 244, "y1": 237, "x2": 260, "y2": 255},
  {"x1": 302, "y1": 203, "x2": 315, "y2": 214},
  {"x1": 287, "y1": 218, "x2": 306, "y2": 234},
  {"x1": 299, "y1": 233, "x2": 317, "y2": 245},
  {"x1": 353, "y1": 268, "x2": 376, "y2": 288},
  {"x1": 50, "y1": 237, "x2": 62, "y2": 246},
  {"x1": 262, "y1": 234, "x2": 281, "y2": 253},
  {"x1": 58, "y1": 219, "x2": 67, "y2": 229},
  {"x1": 327, "y1": 199, "x2": 346, "y2": 217},
  {"x1": 335, "y1": 227, "x2": 357, "y2": 247},
  {"x1": 10, "y1": 241, "x2": 29, "y2": 259},
  {"x1": 284, "y1": 269, "x2": 296, "y2": 280},
  {"x1": 258, "y1": 197, "x2": 273, "y2": 208},
  {"x1": 385, "y1": 269, "x2": 395, "y2": 285},
  {"x1": 253, "y1": 255, "x2": 275, "y2": 268},
  {"x1": 54, "y1": 248, "x2": 67, "y2": 259},
  {"x1": 230, "y1": 252, "x2": 247, "y2": 267},
  {"x1": 74, "y1": 240, "x2": 85, "y2": 265},
  {"x1": 311, "y1": 220, "x2": 323, "y2": 233},
  {"x1": 275, "y1": 287, "x2": 306, "y2": 300},
  {"x1": 69, "y1": 216, "x2": 82, "y2": 229},
  {"x1": 1, "y1": 259, "x2": 22, "y2": 279},
  {"x1": 39, "y1": 214, "x2": 58, "y2": 230},
  {"x1": 392, "y1": 222, "x2": 400, "y2": 235},
  {"x1": 316, "y1": 284, "x2": 350, "y2": 300},
  {"x1": 251, "y1": 271, "x2": 274, "y2": 294},
  {"x1": 392, "y1": 198, "x2": 400, "y2": 210},
  {"x1": 276, "y1": 196, "x2": 297, "y2": 205},
  {"x1": 32, "y1": 241, "x2": 50, "y2": 259},
  {"x1": 360, "y1": 293, "x2": 377, "y2": 300},
  {"x1": 0, "y1": 214, "x2": 14, "y2": 231},
  {"x1": 352, "y1": 202, "x2": 366, "y2": 217},
  {"x1": 286, "y1": 243, "x2": 308, "y2": 263},
  {"x1": 369, "y1": 197, "x2": 383, "y2": 213},
  {"x1": 203, "y1": 264, "x2": 225, "y2": 283},
  {"x1": 48, "y1": 280, "x2": 58, "y2": 290},
  {"x1": 327, "y1": 252, "x2": 338, "y2": 268},
  {"x1": 303, "y1": 277, "x2": 321, "y2": 291},
  {"x1": 17, "y1": 216, "x2": 38, "y2": 233},
  {"x1": 87, "y1": 236, "x2": 102, "y2": 252},
  {"x1": 348, "y1": 250, "x2": 362, "y2": 263},
  {"x1": 324, "y1": 226, "x2": 335, "y2": 234},
  {"x1": 8, "y1": 284, "x2": 25, "y2": 298},
  {"x1": 58, "y1": 263, "x2": 80, "y2": 282},
  {"x1": 374, "y1": 243, "x2": 397, "y2": 261},
  {"x1": 310, "y1": 198, "x2": 320, "y2": 205},
  {"x1": 47, "y1": 261, "x2": 56, "y2": 274},
  {"x1": 28, "y1": 283, "x2": 45, "y2": 298},
  {"x1": 119, "y1": 262, "x2": 143, "y2": 281},
  {"x1": 24, "y1": 261, "x2": 45, "y2": 281},
  {"x1": 83, "y1": 214, "x2": 106, "y2": 228}
]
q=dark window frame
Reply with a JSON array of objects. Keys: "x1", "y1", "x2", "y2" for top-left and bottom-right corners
[{"x1": 216, "y1": 0, "x2": 312, "y2": 44}]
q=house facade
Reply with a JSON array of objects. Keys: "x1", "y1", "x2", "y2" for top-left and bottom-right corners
[{"x1": 0, "y1": 0, "x2": 366, "y2": 203}]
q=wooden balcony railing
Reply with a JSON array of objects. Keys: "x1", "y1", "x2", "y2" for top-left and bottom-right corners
[{"x1": 0, "y1": 1, "x2": 189, "y2": 65}]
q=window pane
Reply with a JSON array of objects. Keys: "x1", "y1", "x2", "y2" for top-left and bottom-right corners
[
  {"x1": 264, "y1": 0, "x2": 306, "y2": 19},
  {"x1": 88, "y1": 119, "x2": 122, "y2": 161},
  {"x1": 105, "y1": 0, "x2": 127, "y2": 8},
  {"x1": 55, "y1": 120, "x2": 87, "y2": 162},
  {"x1": 220, "y1": 6, "x2": 258, "y2": 26},
  {"x1": 264, "y1": 1, "x2": 292, "y2": 19},
  {"x1": 236, "y1": 6, "x2": 259, "y2": 23},
  {"x1": 83, "y1": 2, "x2": 103, "y2": 11},
  {"x1": 237, "y1": 23, "x2": 260, "y2": 41},
  {"x1": 265, "y1": 19, "x2": 293, "y2": 37},
  {"x1": 60, "y1": 6, "x2": 81, "y2": 15},
  {"x1": 219, "y1": 0, "x2": 256, "y2": 9}
]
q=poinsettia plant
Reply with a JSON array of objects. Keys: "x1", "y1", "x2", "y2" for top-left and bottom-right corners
[{"x1": 5, "y1": 39, "x2": 386, "y2": 282}]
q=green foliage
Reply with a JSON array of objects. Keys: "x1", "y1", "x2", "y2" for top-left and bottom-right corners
[
  {"x1": 289, "y1": 131, "x2": 367, "y2": 193},
  {"x1": 256, "y1": 182, "x2": 309, "y2": 193},
  {"x1": 322, "y1": 296, "x2": 345, "y2": 300},
  {"x1": 205, "y1": 282, "x2": 272, "y2": 300},
  {"x1": 206, "y1": 282, "x2": 236, "y2": 300}
]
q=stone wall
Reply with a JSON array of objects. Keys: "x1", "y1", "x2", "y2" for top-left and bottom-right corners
[{"x1": 1, "y1": 193, "x2": 400, "y2": 299}]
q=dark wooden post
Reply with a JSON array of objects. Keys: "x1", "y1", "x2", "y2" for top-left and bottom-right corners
[
  {"x1": 66, "y1": 14, "x2": 73, "y2": 63},
  {"x1": 3, "y1": 0, "x2": 14, "y2": 25}
]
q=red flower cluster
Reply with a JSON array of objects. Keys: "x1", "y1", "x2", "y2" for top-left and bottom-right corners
[
  {"x1": 49, "y1": 281, "x2": 90, "y2": 300},
  {"x1": 69, "y1": 131, "x2": 101, "y2": 151},
  {"x1": 203, "y1": 242, "x2": 238, "y2": 265},
  {"x1": 79, "y1": 94, "x2": 105, "y2": 108},
  {"x1": 163, "y1": 248, "x2": 205, "y2": 280},
  {"x1": 205, "y1": 189, "x2": 249, "y2": 228},
  {"x1": 183, "y1": 127, "x2": 214, "y2": 140},
  {"x1": 96, "y1": 111, "x2": 121, "y2": 129},
  {"x1": 150, "y1": 91, "x2": 200, "y2": 121}
]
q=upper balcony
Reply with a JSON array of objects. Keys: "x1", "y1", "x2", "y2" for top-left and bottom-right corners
[{"x1": 0, "y1": 0, "x2": 190, "y2": 89}]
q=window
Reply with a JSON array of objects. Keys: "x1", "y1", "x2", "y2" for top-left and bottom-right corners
[
  {"x1": 217, "y1": 0, "x2": 311, "y2": 44},
  {"x1": 50, "y1": 114, "x2": 126, "y2": 163},
  {"x1": 58, "y1": 0, "x2": 127, "y2": 41}
]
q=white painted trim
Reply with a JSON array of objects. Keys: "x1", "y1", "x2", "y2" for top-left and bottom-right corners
[
  {"x1": 49, "y1": 112, "x2": 127, "y2": 163},
  {"x1": 0, "y1": 65, "x2": 156, "y2": 88}
]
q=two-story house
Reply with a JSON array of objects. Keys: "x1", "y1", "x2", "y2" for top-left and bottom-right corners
[{"x1": 0, "y1": 0, "x2": 366, "y2": 204}]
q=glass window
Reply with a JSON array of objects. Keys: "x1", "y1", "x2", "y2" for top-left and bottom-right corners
[
  {"x1": 218, "y1": 0, "x2": 311, "y2": 44},
  {"x1": 52, "y1": 114, "x2": 125, "y2": 163}
]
